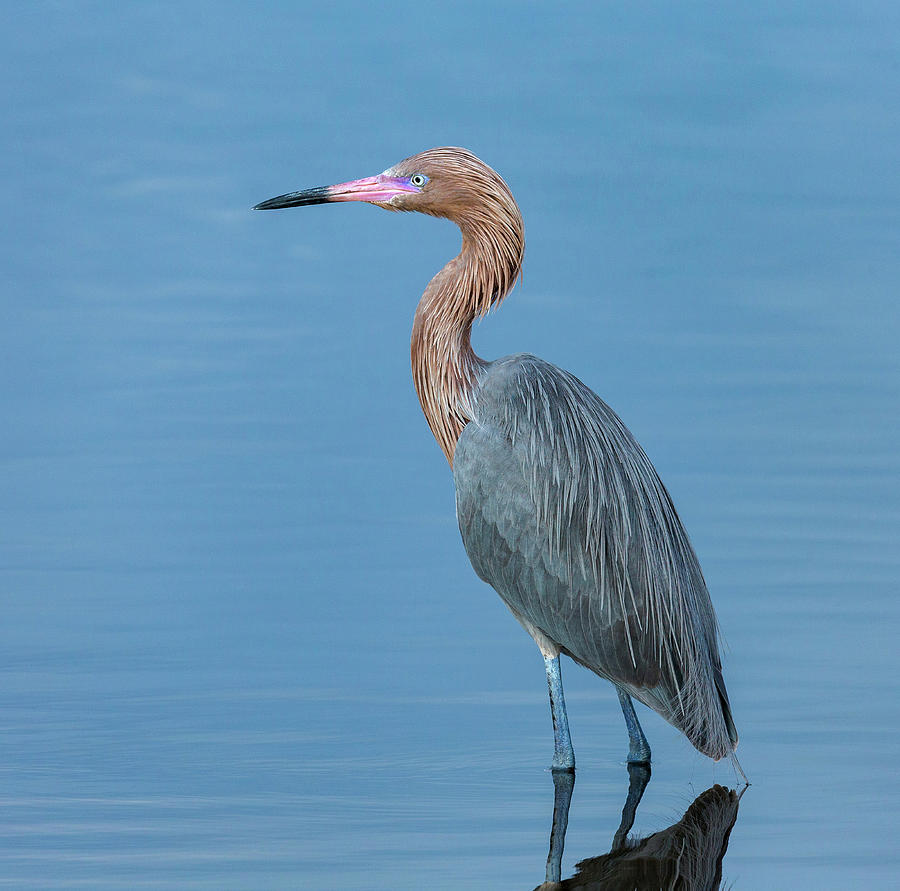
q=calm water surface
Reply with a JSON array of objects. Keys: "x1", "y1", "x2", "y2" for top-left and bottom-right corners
[{"x1": 2, "y1": 2, "x2": 899, "y2": 888}]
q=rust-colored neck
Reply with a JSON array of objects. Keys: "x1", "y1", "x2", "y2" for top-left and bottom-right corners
[{"x1": 411, "y1": 221, "x2": 524, "y2": 465}]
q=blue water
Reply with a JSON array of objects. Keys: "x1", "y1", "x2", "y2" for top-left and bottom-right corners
[{"x1": 2, "y1": 2, "x2": 899, "y2": 887}]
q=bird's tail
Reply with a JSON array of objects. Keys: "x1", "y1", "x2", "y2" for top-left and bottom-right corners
[
  {"x1": 714, "y1": 666, "x2": 748, "y2": 783},
  {"x1": 634, "y1": 658, "x2": 739, "y2": 765},
  {"x1": 714, "y1": 665, "x2": 739, "y2": 749}
]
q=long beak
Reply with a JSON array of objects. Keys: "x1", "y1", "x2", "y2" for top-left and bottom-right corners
[{"x1": 253, "y1": 174, "x2": 419, "y2": 210}]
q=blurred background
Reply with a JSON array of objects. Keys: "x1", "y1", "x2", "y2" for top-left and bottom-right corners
[{"x1": 1, "y1": 2, "x2": 898, "y2": 887}]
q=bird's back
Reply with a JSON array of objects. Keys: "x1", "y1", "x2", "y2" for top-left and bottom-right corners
[{"x1": 454, "y1": 354, "x2": 737, "y2": 760}]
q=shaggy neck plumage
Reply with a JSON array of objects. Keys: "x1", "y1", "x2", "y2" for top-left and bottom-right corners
[{"x1": 411, "y1": 217, "x2": 524, "y2": 465}]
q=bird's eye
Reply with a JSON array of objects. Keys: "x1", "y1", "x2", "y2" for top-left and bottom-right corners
[{"x1": 410, "y1": 174, "x2": 428, "y2": 188}]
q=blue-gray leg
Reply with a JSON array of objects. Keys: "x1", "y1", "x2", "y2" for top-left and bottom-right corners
[
  {"x1": 616, "y1": 685, "x2": 651, "y2": 764},
  {"x1": 544, "y1": 654, "x2": 575, "y2": 771}
]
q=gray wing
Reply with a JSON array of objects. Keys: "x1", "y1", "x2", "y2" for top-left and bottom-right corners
[{"x1": 454, "y1": 354, "x2": 736, "y2": 760}]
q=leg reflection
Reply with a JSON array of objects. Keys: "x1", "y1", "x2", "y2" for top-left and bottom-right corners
[
  {"x1": 611, "y1": 762, "x2": 651, "y2": 851},
  {"x1": 544, "y1": 769, "x2": 575, "y2": 884},
  {"x1": 543, "y1": 762, "x2": 652, "y2": 885},
  {"x1": 539, "y1": 773, "x2": 744, "y2": 889}
]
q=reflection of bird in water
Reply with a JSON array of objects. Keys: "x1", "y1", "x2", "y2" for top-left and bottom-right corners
[
  {"x1": 537, "y1": 769, "x2": 744, "y2": 891},
  {"x1": 255, "y1": 147, "x2": 742, "y2": 775}
]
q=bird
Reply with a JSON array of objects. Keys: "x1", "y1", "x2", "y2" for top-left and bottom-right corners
[{"x1": 254, "y1": 146, "x2": 741, "y2": 775}]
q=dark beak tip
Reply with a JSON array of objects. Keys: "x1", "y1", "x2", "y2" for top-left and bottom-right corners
[
  {"x1": 251, "y1": 186, "x2": 333, "y2": 211},
  {"x1": 252, "y1": 197, "x2": 286, "y2": 211}
]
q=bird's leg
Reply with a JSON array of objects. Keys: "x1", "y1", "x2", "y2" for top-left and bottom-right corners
[
  {"x1": 616, "y1": 686, "x2": 651, "y2": 764},
  {"x1": 544, "y1": 654, "x2": 575, "y2": 771}
]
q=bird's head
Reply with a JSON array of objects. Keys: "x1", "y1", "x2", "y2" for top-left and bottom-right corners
[{"x1": 254, "y1": 146, "x2": 521, "y2": 235}]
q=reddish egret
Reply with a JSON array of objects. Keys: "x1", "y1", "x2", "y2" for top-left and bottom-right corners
[{"x1": 255, "y1": 147, "x2": 741, "y2": 774}]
